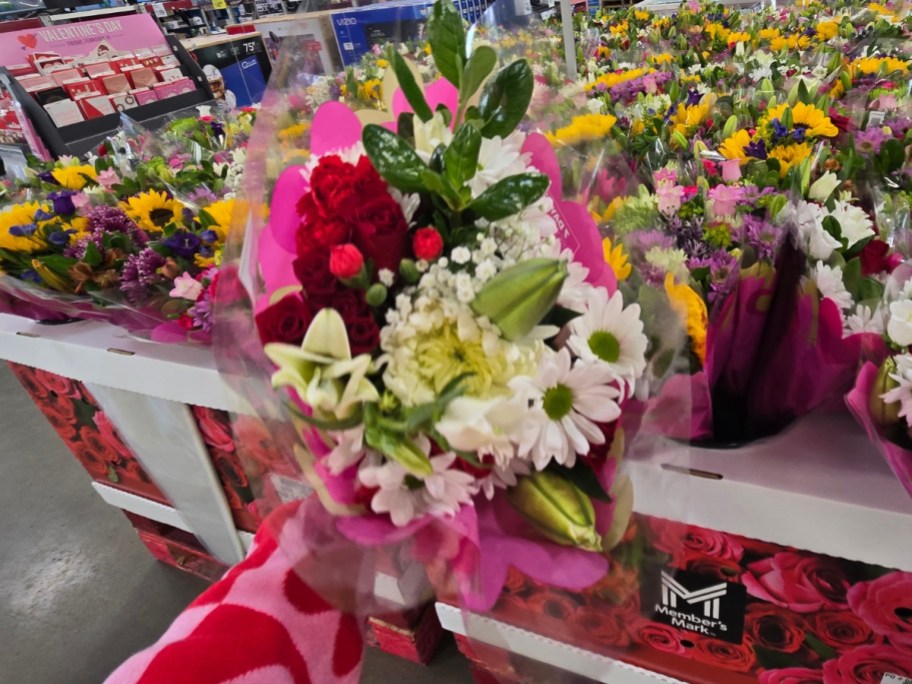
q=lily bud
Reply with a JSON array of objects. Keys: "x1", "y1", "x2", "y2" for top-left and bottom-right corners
[
  {"x1": 506, "y1": 470, "x2": 602, "y2": 552},
  {"x1": 870, "y1": 357, "x2": 902, "y2": 427},
  {"x1": 471, "y1": 258, "x2": 567, "y2": 341},
  {"x1": 722, "y1": 114, "x2": 739, "y2": 140}
]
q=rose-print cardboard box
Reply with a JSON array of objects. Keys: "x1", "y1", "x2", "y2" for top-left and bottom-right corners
[{"x1": 436, "y1": 411, "x2": 912, "y2": 684}]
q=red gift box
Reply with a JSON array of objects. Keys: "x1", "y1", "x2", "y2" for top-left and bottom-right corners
[
  {"x1": 132, "y1": 88, "x2": 159, "y2": 106},
  {"x1": 367, "y1": 603, "x2": 444, "y2": 665},
  {"x1": 156, "y1": 66, "x2": 184, "y2": 82},
  {"x1": 111, "y1": 56, "x2": 140, "y2": 72},
  {"x1": 138, "y1": 56, "x2": 164, "y2": 69},
  {"x1": 84, "y1": 62, "x2": 116, "y2": 78},
  {"x1": 77, "y1": 94, "x2": 116, "y2": 120},
  {"x1": 124, "y1": 511, "x2": 229, "y2": 582},
  {"x1": 63, "y1": 79, "x2": 102, "y2": 100},
  {"x1": 153, "y1": 77, "x2": 195, "y2": 100},
  {"x1": 50, "y1": 67, "x2": 85, "y2": 86},
  {"x1": 7, "y1": 362, "x2": 170, "y2": 505},
  {"x1": 126, "y1": 67, "x2": 158, "y2": 89},
  {"x1": 102, "y1": 73, "x2": 131, "y2": 94}
]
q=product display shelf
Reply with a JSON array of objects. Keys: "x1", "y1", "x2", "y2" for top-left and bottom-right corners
[{"x1": 437, "y1": 604, "x2": 687, "y2": 684}]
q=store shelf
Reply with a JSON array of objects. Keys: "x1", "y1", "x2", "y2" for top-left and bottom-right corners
[
  {"x1": 0, "y1": 314, "x2": 230, "y2": 410},
  {"x1": 627, "y1": 409, "x2": 912, "y2": 570},
  {"x1": 436, "y1": 603, "x2": 686, "y2": 684}
]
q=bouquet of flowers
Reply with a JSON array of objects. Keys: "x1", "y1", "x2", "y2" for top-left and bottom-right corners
[
  {"x1": 0, "y1": 107, "x2": 252, "y2": 341},
  {"x1": 215, "y1": 0, "x2": 693, "y2": 636}
]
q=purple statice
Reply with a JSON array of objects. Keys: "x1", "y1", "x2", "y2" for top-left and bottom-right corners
[
  {"x1": 187, "y1": 187, "x2": 219, "y2": 205},
  {"x1": 855, "y1": 127, "x2": 889, "y2": 156},
  {"x1": 120, "y1": 248, "x2": 166, "y2": 301},
  {"x1": 742, "y1": 215, "x2": 784, "y2": 262}
]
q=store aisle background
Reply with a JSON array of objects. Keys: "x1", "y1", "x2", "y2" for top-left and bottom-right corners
[{"x1": 0, "y1": 364, "x2": 469, "y2": 683}]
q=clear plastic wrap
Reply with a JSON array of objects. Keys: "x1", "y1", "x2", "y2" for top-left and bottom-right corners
[{"x1": 214, "y1": 0, "x2": 695, "y2": 675}]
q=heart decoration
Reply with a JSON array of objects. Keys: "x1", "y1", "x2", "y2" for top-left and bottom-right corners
[{"x1": 18, "y1": 34, "x2": 37, "y2": 49}]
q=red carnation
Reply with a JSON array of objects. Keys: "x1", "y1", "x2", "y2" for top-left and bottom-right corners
[
  {"x1": 860, "y1": 239, "x2": 901, "y2": 276},
  {"x1": 413, "y1": 227, "x2": 444, "y2": 261},
  {"x1": 329, "y1": 244, "x2": 365, "y2": 279}
]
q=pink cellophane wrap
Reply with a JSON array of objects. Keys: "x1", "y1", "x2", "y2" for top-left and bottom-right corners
[{"x1": 846, "y1": 362, "x2": 912, "y2": 499}]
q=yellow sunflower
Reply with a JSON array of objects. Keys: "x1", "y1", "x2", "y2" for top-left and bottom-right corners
[
  {"x1": 603, "y1": 237, "x2": 631, "y2": 281},
  {"x1": 357, "y1": 78, "x2": 382, "y2": 102},
  {"x1": 546, "y1": 114, "x2": 618, "y2": 146},
  {"x1": 719, "y1": 129, "x2": 754, "y2": 164},
  {"x1": 52, "y1": 164, "x2": 97, "y2": 190},
  {"x1": 769, "y1": 142, "x2": 813, "y2": 177},
  {"x1": 198, "y1": 198, "x2": 237, "y2": 242},
  {"x1": 664, "y1": 273, "x2": 708, "y2": 364},
  {"x1": 0, "y1": 202, "x2": 50, "y2": 253},
  {"x1": 122, "y1": 191, "x2": 183, "y2": 233},
  {"x1": 766, "y1": 102, "x2": 838, "y2": 138},
  {"x1": 815, "y1": 20, "x2": 839, "y2": 41}
]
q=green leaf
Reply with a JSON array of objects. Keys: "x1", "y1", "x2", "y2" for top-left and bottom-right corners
[
  {"x1": 547, "y1": 463, "x2": 612, "y2": 503},
  {"x1": 392, "y1": 51, "x2": 432, "y2": 122},
  {"x1": 291, "y1": 404, "x2": 364, "y2": 431},
  {"x1": 859, "y1": 276, "x2": 885, "y2": 302},
  {"x1": 397, "y1": 111, "x2": 415, "y2": 141},
  {"x1": 420, "y1": 168, "x2": 462, "y2": 209},
  {"x1": 804, "y1": 634, "x2": 837, "y2": 661},
  {"x1": 83, "y1": 241, "x2": 102, "y2": 268},
  {"x1": 365, "y1": 428, "x2": 433, "y2": 476},
  {"x1": 362, "y1": 124, "x2": 427, "y2": 193},
  {"x1": 478, "y1": 60, "x2": 534, "y2": 139},
  {"x1": 444, "y1": 123, "x2": 482, "y2": 188},
  {"x1": 468, "y1": 173, "x2": 549, "y2": 220},
  {"x1": 881, "y1": 138, "x2": 906, "y2": 174},
  {"x1": 753, "y1": 646, "x2": 804, "y2": 671},
  {"x1": 459, "y1": 45, "x2": 497, "y2": 109},
  {"x1": 821, "y1": 215, "x2": 843, "y2": 244},
  {"x1": 428, "y1": 0, "x2": 466, "y2": 88}
]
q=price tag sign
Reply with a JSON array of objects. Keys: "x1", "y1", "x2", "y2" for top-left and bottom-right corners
[
  {"x1": 152, "y1": 2, "x2": 168, "y2": 17},
  {"x1": 212, "y1": 0, "x2": 228, "y2": 9}
]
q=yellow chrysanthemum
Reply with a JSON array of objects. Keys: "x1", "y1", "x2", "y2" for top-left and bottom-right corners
[
  {"x1": 631, "y1": 119, "x2": 646, "y2": 135},
  {"x1": 765, "y1": 102, "x2": 838, "y2": 138},
  {"x1": 851, "y1": 56, "x2": 909, "y2": 76},
  {"x1": 66, "y1": 216, "x2": 91, "y2": 244},
  {"x1": 769, "y1": 142, "x2": 813, "y2": 177},
  {"x1": 278, "y1": 122, "x2": 310, "y2": 142},
  {"x1": 546, "y1": 113, "x2": 618, "y2": 146},
  {"x1": 0, "y1": 201, "x2": 48, "y2": 253},
  {"x1": 705, "y1": 23, "x2": 730, "y2": 42},
  {"x1": 603, "y1": 237, "x2": 631, "y2": 281},
  {"x1": 727, "y1": 31, "x2": 751, "y2": 43},
  {"x1": 122, "y1": 190, "x2": 183, "y2": 233},
  {"x1": 759, "y1": 28, "x2": 781, "y2": 41},
  {"x1": 198, "y1": 198, "x2": 237, "y2": 242},
  {"x1": 609, "y1": 20, "x2": 629, "y2": 36},
  {"x1": 719, "y1": 129, "x2": 754, "y2": 164},
  {"x1": 664, "y1": 273, "x2": 708, "y2": 364},
  {"x1": 357, "y1": 78, "x2": 382, "y2": 102},
  {"x1": 815, "y1": 20, "x2": 839, "y2": 40},
  {"x1": 650, "y1": 52, "x2": 674, "y2": 65},
  {"x1": 634, "y1": 9, "x2": 650, "y2": 20},
  {"x1": 376, "y1": 58, "x2": 389, "y2": 68},
  {"x1": 52, "y1": 164, "x2": 97, "y2": 190}
]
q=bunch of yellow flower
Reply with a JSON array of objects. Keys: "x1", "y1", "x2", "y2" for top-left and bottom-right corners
[
  {"x1": 52, "y1": 164, "x2": 97, "y2": 191},
  {"x1": 547, "y1": 114, "x2": 618, "y2": 146},
  {"x1": 585, "y1": 67, "x2": 654, "y2": 92},
  {"x1": 0, "y1": 202, "x2": 49, "y2": 253}
]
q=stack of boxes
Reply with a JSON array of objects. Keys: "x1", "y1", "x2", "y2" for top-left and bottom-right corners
[{"x1": 8, "y1": 47, "x2": 197, "y2": 127}]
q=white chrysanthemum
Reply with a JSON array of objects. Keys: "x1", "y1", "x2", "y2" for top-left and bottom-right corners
[
  {"x1": 644, "y1": 246, "x2": 689, "y2": 282},
  {"x1": 883, "y1": 354, "x2": 912, "y2": 428},
  {"x1": 511, "y1": 348, "x2": 622, "y2": 471},
  {"x1": 790, "y1": 200, "x2": 840, "y2": 260},
  {"x1": 557, "y1": 258, "x2": 594, "y2": 313},
  {"x1": 436, "y1": 396, "x2": 525, "y2": 469},
  {"x1": 469, "y1": 131, "x2": 531, "y2": 197},
  {"x1": 811, "y1": 261, "x2": 853, "y2": 310},
  {"x1": 413, "y1": 111, "x2": 453, "y2": 162},
  {"x1": 845, "y1": 303, "x2": 886, "y2": 337},
  {"x1": 567, "y1": 288, "x2": 647, "y2": 396},
  {"x1": 829, "y1": 199, "x2": 875, "y2": 250}
]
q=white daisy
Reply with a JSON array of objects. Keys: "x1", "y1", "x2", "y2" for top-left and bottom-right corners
[
  {"x1": 567, "y1": 288, "x2": 647, "y2": 396},
  {"x1": 469, "y1": 131, "x2": 530, "y2": 197},
  {"x1": 790, "y1": 200, "x2": 840, "y2": 261},
  {"x1": 811, "y1": 261, "x2": 853, "y2": 310},
  {"x1": 883, "y1": 354, "x2": 912, "y2": 427},
  {"x1": 556, "y1": 257, "x2": 593, "y2": 313},
  {"x1": 511, "y1": 348, "x2": 622, "y2": 471},
  {"x1": 845, "y1": 303, "x2": 886, "y2": 337}
]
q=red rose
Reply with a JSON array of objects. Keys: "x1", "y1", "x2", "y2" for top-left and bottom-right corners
[
  {"x1": 648, "y1": 517, "x2": 744, "y2": 567},
  {"x1": 34, "y1": 368, "x2": 81, "y2": 399},
  {"x1": 413, "y1": 227, "x2": 444, "y2": 261},
  {"x1": 810, "y1": 611, "x2": 879, "y2": 651},
  {"x1": 233, "y1": 415, "x2": 298, "y2": 476},
  {"x1": 686, "y1": 556, "x2": 743, "y2": 582},
  {"x1": 307, "y1": 155, "x2": 358, "y2": 217},
  {"x1": 743, "y1": 552, "x2": 850, "y2": 613},
  {"x1": 293, "y1": 252, "x2": 341, "y2": 305},
  {"x1": 10, "y1": 365, "x2": 48, "y2": 399},
  {"x1": 45, "y1": 412, "x2": 78, "y2": 441},
  {"x1": 79, "y1": 425, "x2": 122, "y2": 464},
  {"x1": 745, "y1": 603, "x2": 806, "y2": 653},
  {"x1": 502, "y1": 567, "x2": 528, "y2": 596},
  {"x1": 570, "y1": 608, "x2": 631, "y2": 648},
  {"x1": 296, "y1": 206, "x2": 352, "y2": 257},
  {"x1": 631, "y1": 619, "x2": 688, "y2": 655},
  {"x1": 526, "y1": 591, "x2": 579, "y2": 622},
  {"x1": 94, "y1": 412, "x2": 133, "y2": 460},
  {"x1": 72, "y1": 442, "x2": 108, "y2": 478},
  {"x1": 691, "y1": 636, "x2": 757, "y2": 673},
  {"x1": 45, "y1": 392, "x2": 77, "y2": 423},
  {"x1": 193, "y1": 406, "x2": 236, "y2": 453},
  {"x1": 828, "y1": 107, "x2": 852, "y2": 133},
  {"x1": 821, "y1": 645, "x2": 912, "y2": 684},
  {"x1": 351, "y1": 195, "x2": 409, "y2": 272},
  {"x1": 848, "y1": 572, "x2": 912, "y2": 651},
  {"x1": 758, "y1": 667, "x2": 824, "y2": 684},
  {"x1": 860, "y1": 239, "x2": 900, "y2": 276},
  {"x1": 255, "y1": 292, "x2": 314, "y2": 346},
  {"x1": 329, "y1": 243, "x2": 365, "y2": 279}
]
